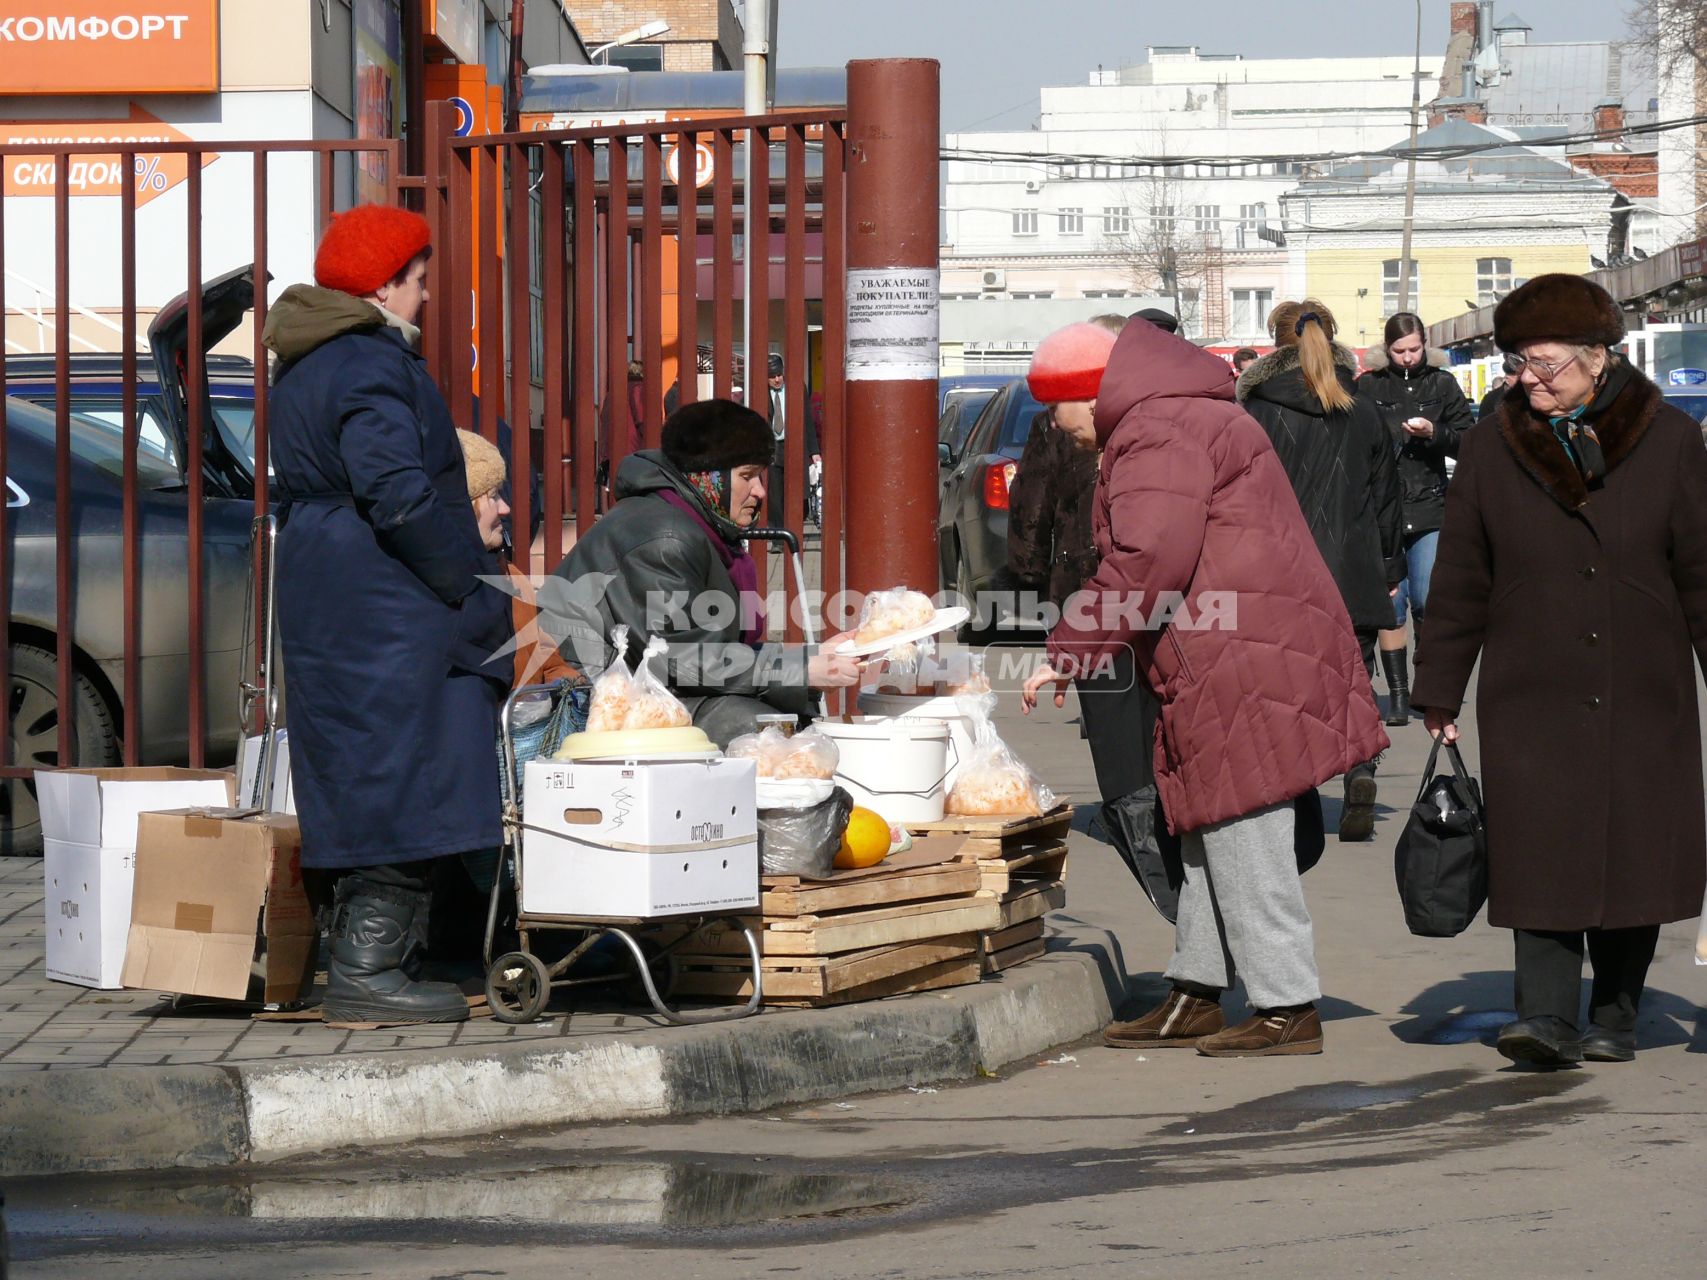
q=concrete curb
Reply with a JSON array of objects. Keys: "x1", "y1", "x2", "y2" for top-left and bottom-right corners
[{"x1": 0, "y1": 933, "x2": 1121, "y2": 1177}]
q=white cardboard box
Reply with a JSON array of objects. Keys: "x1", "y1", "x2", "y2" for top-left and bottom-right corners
[
  {"x1": 237, "y1": 731, "x2": 296, "y2": 815},
  {"x1": 520, "y1": 757, "x2": 759, "y2": 918},
  {"x1": 36, "y1": 768, "x2": 235, "y2": 988}
]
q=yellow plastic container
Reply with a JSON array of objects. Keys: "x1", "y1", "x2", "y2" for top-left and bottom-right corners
[{"x1": 552, "y1": 725, "x2": 718, "y2": 762}]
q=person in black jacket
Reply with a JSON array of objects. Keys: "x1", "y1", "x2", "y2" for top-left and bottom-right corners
[
  {"x1": 1478, "y1": 352, "x2": 1522, "y2": 422},
  {"x1": 1237, "y1": 298, "x2": 1403, "y2": 842},
  {"x1": 1355, "y1": 313, "x2": 1474, "y2": 726}
]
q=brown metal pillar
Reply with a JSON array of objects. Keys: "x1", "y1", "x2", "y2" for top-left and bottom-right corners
[{"x1": 843, "y1": 59, "x2": 940, "y2": 600}]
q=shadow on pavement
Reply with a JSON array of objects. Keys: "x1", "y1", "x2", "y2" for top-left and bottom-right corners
[{"x1": 1391, "y1": 969, "x2": 1707, "y2": 1052}]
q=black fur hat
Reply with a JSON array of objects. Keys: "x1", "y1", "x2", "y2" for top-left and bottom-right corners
[
  {"x1": 1494, "y1": 273, "x2": 1625, "y2": 351},
  {"x1": 660, "y1": 398, "x2": 776, "y2": 472}
]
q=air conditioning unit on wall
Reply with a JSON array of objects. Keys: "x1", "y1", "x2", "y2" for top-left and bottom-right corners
[
  {"x1": 981, "y1": 269, "x2": 1007, "y2": 291},
  {"x1": 1023, "y1": 180, "x2": 1041, "y2": 193}
]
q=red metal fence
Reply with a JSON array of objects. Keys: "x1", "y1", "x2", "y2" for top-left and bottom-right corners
[{"x1": 0, "y1": 99, "x2": 865, "y2": 849}]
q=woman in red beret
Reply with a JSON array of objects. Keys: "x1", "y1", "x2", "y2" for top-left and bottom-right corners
[
  {"x1": 261, "y1": 204, "x2": 512, "y2": 1026},
  {"x1": 1413, "y1": 273, "x2": 1707, "y2": 1068}
]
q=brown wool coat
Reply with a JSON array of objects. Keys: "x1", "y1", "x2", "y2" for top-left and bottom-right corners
[{"x1": 1411, "y1": 365, "x2": 1707, "y2": 930}]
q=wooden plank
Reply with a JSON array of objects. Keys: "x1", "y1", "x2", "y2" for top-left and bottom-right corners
[
  {"x1": 690, "y1": 897, "x2": 1003, "y2": 957},
  {"x1": 676, "y1": 936, "x2": 977, "y2": 997},
  {"x1": 906, "y1": 802, "x2": 1072, "y2": 841},
  {"x1": 974, "y1": 842, "x2": 1070, "y2": 895},
  {"x1": 676, "y1": 952, "x2": 982, "y2": 1005},
  {"x1": 995, "y1": 881, "x2": 1066, "y2": 930},
  {"x1": 760, "y1": 835, "x2": 966, "y2": 889},
  {"x1": 980, "y1": 917, "x2": 1045, "y2": 955},
  {"x1": 983, "y1": 936, "x2": 1047, "y2": 975},
  {"x1": 763, "y1": 862, "x2": 982, "y2": 917}
]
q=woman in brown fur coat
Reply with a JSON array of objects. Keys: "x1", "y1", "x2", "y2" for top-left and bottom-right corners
[{"x1": 1412, "y1": 273, "x2": 1707, "y2": 1069}]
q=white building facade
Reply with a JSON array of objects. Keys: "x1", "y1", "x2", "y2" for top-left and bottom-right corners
[{"x1": 941, "y1": 46, "x2": 1444, "y2": 350}]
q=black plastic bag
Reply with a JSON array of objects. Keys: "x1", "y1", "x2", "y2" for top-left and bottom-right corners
[
  {"x1": 759, "y1": 786, "x2": 854, "y2": 879},
  {"x1": 1394, "y1": 738, "x2": 1488, "y2": 937}
]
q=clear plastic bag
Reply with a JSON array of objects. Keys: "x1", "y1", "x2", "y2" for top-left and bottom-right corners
[
  {"x1": 945, "y1": 693, "x2": 1056, "y2": 817},
  {"x1": 727, "y1": 725, "x2": 840, "y2": 779},
  {"x1": 585, "y1": 626, "x2": 692, "y2": 732},
  {"x1": 943, "y1": 651, "x2": 991, "y2": 697},
  {"x1": 854, "y1": 586, "x2": 939, "y2": 664}
]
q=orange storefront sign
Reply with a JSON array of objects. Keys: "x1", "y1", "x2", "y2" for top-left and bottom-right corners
[
  {"x1": 0, "y1": 2, "x2": 219, "y2": 95},
  {"x1": 2, "y1": 106, "x2": 217, "y2": 206}
]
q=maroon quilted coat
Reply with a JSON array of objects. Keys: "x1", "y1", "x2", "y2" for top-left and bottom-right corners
[{"x1": 1047, "y1": 320, "x2": 1389, "y2": 833}]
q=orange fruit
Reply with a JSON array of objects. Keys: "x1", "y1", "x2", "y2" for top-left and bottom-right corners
[{"x1": 834, "y1": 806, "x2": 892, "y2": 869}]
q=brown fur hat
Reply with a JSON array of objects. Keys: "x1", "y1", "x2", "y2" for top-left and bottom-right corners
[{"x1": 1493, "y1": 273, "x2": 1625, "y2": 351}]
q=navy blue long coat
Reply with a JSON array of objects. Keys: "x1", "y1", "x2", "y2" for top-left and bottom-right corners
[{"x1": 269, "y1": 318, "x2": 510, "y2": 870}]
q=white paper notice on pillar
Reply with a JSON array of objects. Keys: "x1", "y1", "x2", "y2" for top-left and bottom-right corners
[{"x1": 845, "y1": 268, "x2": 940, "y2": 381}]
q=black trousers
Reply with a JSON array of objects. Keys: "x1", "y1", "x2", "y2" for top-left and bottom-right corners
[
  {"x1": 1513, "y1": 924, "x2": 1661, "y2": 1033},
  {"x1": 1076, "y1": 645, "x2": 1156, "y2": 802}
]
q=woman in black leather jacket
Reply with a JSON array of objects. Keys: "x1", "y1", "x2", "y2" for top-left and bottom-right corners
[{"x1": 1355, "y1": 312, "x2": 1473, "y2": 726}]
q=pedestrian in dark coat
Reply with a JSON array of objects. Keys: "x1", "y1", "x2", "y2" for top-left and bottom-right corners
[
  {"x1": 1412, "y1": 273, "x2": 1707, "y2": 1069},
  {"x1": 1356, "y1": 314, "x2": 1475, "y2": 726},
  {"x1": 1023, "y1": 317, "x2": 1388, "y2": 1058},
  {"x1": 1236, "y1": 299, "x2": 1403, "y2": 842},
  {"x1": 550, "y1": 399, "x2": 860, "y2": 747},
  {"x1": 264, "y1": 205, "x2": 512, "y2": 1026}
]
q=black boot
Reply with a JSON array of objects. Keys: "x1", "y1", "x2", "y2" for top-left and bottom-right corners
[
  {"x1": 1380, "y1": 648, "x2": 1410, "y2": 727},
  {"x1": 323, "y1": 877, "x2": 470, "y2": 1025},
  {"x1": 1339, "y1": 758, "x2": 1378, "y2": 842}
]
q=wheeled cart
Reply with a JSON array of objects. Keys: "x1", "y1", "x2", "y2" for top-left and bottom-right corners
[{"x1": 482, "y1": 682, "x2": 764, "y2": 1025}]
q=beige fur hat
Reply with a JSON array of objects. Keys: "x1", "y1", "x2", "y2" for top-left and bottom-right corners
[{"x1": 456, "y1": 429, "x2": 506, "y2": 500}]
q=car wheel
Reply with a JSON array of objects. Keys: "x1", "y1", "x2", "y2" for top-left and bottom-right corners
[{"x1": 2, "y1": 644, "x2": 122, "y2": 857}]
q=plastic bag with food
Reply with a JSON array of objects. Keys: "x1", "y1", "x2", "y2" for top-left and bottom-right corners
[
  {"x1": 585, "y1": 626, "x2": 692, "y2": 732},
  {"x1": 853, "y1": 586, "x2": 939, "y2": 664},
  {"x1": 943, "y1": 651, "x2": 991, "y2": 697},
  {"x1": 726, "y1": 725, "x2": 840, "y2": 779},
  {"x1": 624, "y1": 633, "x2": 693, "y2": 729},
  {"x1": 945, "y1": 693, "x2": 1057, "y2": 817}
]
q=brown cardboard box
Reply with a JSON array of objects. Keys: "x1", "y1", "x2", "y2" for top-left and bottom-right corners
[{"x1": 121, "y1": 810, "x2": 315, "y2": 1005}]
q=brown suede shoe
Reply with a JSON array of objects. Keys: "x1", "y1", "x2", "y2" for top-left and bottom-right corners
[
  {"x1": 1103, "y1": 987, "x2": 1225, "y2": 1048},
  {"x1": 1195, "y1": 1004, "x2": 1324, "y2": 1057}
]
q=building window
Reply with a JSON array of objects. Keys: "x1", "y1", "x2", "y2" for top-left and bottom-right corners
[
  {"x1": 1383, "y1": 258, "x2": 1422, "y2": 311},
  {"x1": 1234, "y1": 204, "x2": 1267, "y2": 249},
  {"x1": 1149, "y1": 205, "x2": 1176, "y2": 234},
  {"x1": 1013, "y1": 209, "x2": 1038, "y2": 236},
  {"x1": 1193, "y1": 204, "x2": 1221, "y2": 234},
  {"x1": 1103, "y1": 205, "x2": 1131, "y2": 234},
  {"x1": 1083, "y1": 289, "x2": 1130, "y2": 298},
  {"x1": 1476, "y1": 257, "x2": 1514, "y2": 306},
  {"x1": 1230, "y1": 287, "x2": 1274, "y2": 337},
  {"x1": 1011, "y1": 290, "x2": 1055, "y2": 300},
  {"x1": 1059, "y1": 207, "x2": 1084, "y2": 235},
  {"x1": 606, "y1": 44, "x2": 663, "y2": 71},
  {"x1": 940, "y1": 292, "x2": 982, "y2": 301}
]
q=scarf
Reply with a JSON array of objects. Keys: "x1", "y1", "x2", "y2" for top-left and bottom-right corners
[
  {"x1": 658, "y1": 489, "x2": 767, "y2": 646},
  {"x1": 1546, "y1": 359, "x2": 1630, "y2": 488}
]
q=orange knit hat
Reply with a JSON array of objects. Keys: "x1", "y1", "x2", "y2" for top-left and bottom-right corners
[
  {"x1": 1026, "y1": 322, "x2": 1118, "y2": 403},
  {"x1": 313, "y1": 204, "x2": 432, "y2": 296}
]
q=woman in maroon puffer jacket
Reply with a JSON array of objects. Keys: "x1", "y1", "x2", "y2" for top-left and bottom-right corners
[{"x1": 1024, "y1": 317, "x2": 1388, "y2": 1057}]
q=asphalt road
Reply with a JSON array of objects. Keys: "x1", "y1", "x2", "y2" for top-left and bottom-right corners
[{"x1": 6, "y1": 659, "x2": 1705, "y2": 1278}]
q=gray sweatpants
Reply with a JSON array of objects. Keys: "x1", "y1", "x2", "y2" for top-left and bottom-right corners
[{"x1": 1164, "y1": 800, "x2": 1321, "y2": 1009}]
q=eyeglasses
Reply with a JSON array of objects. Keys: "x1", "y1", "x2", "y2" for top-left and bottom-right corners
[{"x1": 1508, "y1": 352, "x2": 1578, "y2": 381}]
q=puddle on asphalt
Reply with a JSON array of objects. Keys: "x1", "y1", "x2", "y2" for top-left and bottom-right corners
[{"x1": 9, "y1": 1160, "x2": 912, "y2": 1232}]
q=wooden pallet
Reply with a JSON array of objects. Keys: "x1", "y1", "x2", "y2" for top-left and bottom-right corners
[
  {"x1": 675, "y1": 934, "x2": 979, "y2": 1004},
  {"x1": 905, "y1": 803, "x2": 1073, "y2": 858},
  {"x1": 981, "y1": 918, "x2": 1046, "y2": 975},
  {"x1": 687, "y1": 894, "x2": 1003, "y2": 957},
  {"x1": 993, "y1": 880, "x2": 1066, "y2": 931},
  {"x1": 759, "y1": 836, "x2": 976, "y2": 917}
]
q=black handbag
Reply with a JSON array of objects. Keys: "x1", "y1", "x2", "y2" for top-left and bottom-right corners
[{"x1": 1394, "y1": 737, "x2": 1488, "y2": 937}]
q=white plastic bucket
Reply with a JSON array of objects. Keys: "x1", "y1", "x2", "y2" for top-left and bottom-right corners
[
  {"x1": 856, "y1": 692, "x2": 977, "y2": 794},
  {"x1": 816, "y1": 717, "x2": 954, "y2": 823}
]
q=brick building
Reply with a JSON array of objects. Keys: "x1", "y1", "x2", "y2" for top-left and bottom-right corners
[{"x1": 566, "y1": 1, "x2": 742, "y2": 72}]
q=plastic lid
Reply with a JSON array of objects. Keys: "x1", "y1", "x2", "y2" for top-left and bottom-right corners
[{"x1": 552, "y1": 725, "x2": 717, "y2": 761}]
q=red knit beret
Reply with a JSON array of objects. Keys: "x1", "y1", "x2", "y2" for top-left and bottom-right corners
[
  {"x1": 313, "y1": 204, "x2": 432, "y2": 296},
  {"x1": 1027, "y1": 322, "x2": 1119, "y2": 403}
]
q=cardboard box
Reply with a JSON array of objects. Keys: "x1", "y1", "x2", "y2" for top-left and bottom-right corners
[
  {"x1": 521, "y1": 757, "x2": 760, "y2": 918},
  {"x1": 121, "y1": 810, "x2": 315, "y2": 1005},
  {"x1": 36, "y1": 768, "x2": 235, "y2": 989},
  {"x1": 237, "y1": 730, "x2": 296, "y2": 815}
]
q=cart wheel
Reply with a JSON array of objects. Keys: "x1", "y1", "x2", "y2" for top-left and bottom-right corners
[{"x1": 485, "y1": 950, "x2": 551, "y2": 1023}]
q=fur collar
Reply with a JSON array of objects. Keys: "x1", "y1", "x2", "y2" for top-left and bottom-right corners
[
  {"x1": 1235, "y1": 340, "x2": 1359, "y2": 403},
  {"x1": 1497, "y1": 360, "x2": 1662, "y2": 512},
  {"x1": 1361, "y1": 345, "x2": 1448, "y2": 374}
]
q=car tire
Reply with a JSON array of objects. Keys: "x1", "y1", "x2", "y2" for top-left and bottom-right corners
[{"x1": 2, "y1": 643, "x2": 122, "y2": 857}]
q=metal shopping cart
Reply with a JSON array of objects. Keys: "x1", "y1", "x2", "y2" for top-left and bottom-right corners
[{"x1": 482, "y1": 679, "x2": 765, "y2": 1025}]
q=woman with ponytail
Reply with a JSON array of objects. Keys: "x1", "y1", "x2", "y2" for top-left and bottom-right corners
[{"x1": 1237, "y1": 300, "x2": 1403, "y2": 842}]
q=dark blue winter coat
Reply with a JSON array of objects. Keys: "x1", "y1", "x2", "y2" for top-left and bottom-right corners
[{"x1": 262, "y1": 286, "x2": 511, "y2": 870}]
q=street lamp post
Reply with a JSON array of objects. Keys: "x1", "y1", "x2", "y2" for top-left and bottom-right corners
[
  {"x1": 1396, "y1": 0, "x2": 1422, "y2": 314},
  {"x1": 589, "y1": 19, "x2": 671, "y2": 64}
]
